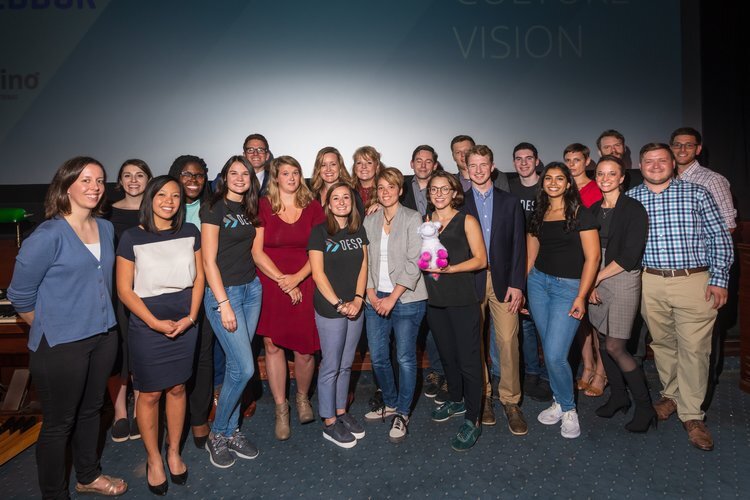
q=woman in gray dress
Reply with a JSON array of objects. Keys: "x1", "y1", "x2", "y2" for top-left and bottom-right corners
[{"x1": 588, "y1": 155, "x2": 654, "y2": 432}]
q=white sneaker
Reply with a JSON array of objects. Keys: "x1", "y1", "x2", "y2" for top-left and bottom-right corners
[
  {"x1": 388, "y1": 414, "x2": 409, "y2": 443},
  {"x1": 560, "y1": 409, "x2": 581, "y2": 439},
  {"x1": 364, "y1": 405, "x2": 397, "y2": 421},
  {"x1": 537, "y1": 401, "x2": 563, "y2": 425}
]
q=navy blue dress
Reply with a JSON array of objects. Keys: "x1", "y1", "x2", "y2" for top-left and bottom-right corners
[{"x1": 117, "y1": 225, "x2": 201, "y2": 392}]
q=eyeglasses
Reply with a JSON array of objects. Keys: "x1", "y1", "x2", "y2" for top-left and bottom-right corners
[
  {"x1": 244, "y1": 147, "x2": 267, "y2": 155},
  {"x1": 670, "y1": 142, "x2": 698, "y2": 151},
  {"x1": 428, "y1": 186, "x2": 453, "y2": 195},
  {"x1": 180, "y1": 171, "x2": 206, "y2": 181}
]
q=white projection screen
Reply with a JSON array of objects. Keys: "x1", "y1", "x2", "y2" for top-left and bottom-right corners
[{"x1": 0, "y1": 0, "x2": 685, "y2": 182}]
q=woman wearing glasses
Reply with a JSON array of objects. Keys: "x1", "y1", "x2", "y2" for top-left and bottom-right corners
[
  {"x1": 423, "y1": 171, "x2": 487, "y2": 452},
  {"x1": 168, "y1": 156, "x2": 215, "y2": 449}
]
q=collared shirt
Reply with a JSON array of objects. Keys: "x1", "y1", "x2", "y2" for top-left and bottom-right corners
[
  {"x1": 412, "y1": 177, "x2": 429, "y2": 217},
  {"x1": 471, "y1": 186, "x2": 494, "y2": 264},
  {"x1": 457, "y1": 173, "x2": 472, "y2": 193},
  {"x1": 627, "y1": 179, "x2": 733, "y2": 288},
  {"x1": 678, "y1": 160, "x2": 737, "y2": 229}
]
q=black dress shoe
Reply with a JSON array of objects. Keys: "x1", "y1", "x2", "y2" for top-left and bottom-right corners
[
  {"x1": 169, "y1": 465, "x2": 188, "y2": 485},
  {"x1": 146, "y1": 463, "x2": 168, "y2": 496}
]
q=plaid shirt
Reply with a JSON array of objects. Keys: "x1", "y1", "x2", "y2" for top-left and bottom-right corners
[
  {"x1": 678, "y1": 160, "x2": 737, "y2": 230},
  {"x1": 627, "y1": 179, "x2": 733, "y2": 288}
]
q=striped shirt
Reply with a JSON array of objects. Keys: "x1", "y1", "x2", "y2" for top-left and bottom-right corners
[
  {"x1": 627, "y1": 179, "x2": 733, "y2": 288},
  {"x1": 678, "y1": 160, "x2": 737, "y2": 230}
]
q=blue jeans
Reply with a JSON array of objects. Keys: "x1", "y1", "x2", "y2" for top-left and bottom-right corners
[
  {"x1": 315, "y1": 312, "x2": 364, "y2": 419},
  {"x1": 527, "y1": 268, "x2": 581, "y2": 412},
  {"x1": 488, "y1": 317, "x2": 500, "y2": 378},
  {"x1": 204, "y1": 278, "x2": 262, "y2": 437},
  {"x1": 365, "y1": 293, "x2": 426, "y2": 416},
  {"x1": 521, "y1": 313, "x2": 549, "y2": 379}
]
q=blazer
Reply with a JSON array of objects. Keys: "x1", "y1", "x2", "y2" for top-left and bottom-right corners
[
  {"x1": 461, "y1": 186, "x2": 527, "y2": 300},
  {"x1": 363, "y1": 205, "x2": 428, "y2": 303},
  {"x1": 400, "y1": 175, "x2": 421, "y2": 214},
  {"x1": 590, "y1": 194, "x2": 648, "y2": 271}
]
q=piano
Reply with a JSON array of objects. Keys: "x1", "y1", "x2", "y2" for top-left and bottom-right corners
[{"x1": 0, "y1": 289, "x2": 22, "y2": 325}]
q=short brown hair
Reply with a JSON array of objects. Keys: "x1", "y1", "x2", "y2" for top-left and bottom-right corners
[
  {"x1": 375, "y1": 167, "x2": 404, "y2": 192},
  {"x1": 45, "y1": 156, "x2": 107, "y2": 219},
  {"x1": 563, "y1": 143, "x2": 590, "y2": 159},
  {"x1": 465, "y1": 144, "x2": 493, "y2": 165},
  {"x1": 639, "y1": 142, "x2": 675, "y2": 161}
]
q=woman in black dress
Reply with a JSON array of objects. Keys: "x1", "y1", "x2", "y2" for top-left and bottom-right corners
[
  {"x1": 117, "y1": 176, "x2": 205, "y2": 494},
  {"x1": 107, "y1": 159, "x2": 153, "y2": 442},
  {"x1": 423, "y1": 171, "x2": 488, "y2": 451}
]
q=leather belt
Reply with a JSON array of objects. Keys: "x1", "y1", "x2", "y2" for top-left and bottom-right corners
[{"x1": 643, "y1": 266, "x2": 709, "y2": 278}]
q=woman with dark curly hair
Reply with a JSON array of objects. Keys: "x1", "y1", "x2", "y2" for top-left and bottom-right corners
[{"x1": 526, "y1": 162, "x2": 600, "y2": 439}]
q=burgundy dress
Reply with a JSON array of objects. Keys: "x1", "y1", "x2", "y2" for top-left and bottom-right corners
[{"x1": 257, "y1": 197, "x2": 326, "y2": 354}]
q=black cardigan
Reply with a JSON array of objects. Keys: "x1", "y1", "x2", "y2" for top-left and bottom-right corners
[{"x1": 589, "y1": 194, "x2": 648, "y2": 271}]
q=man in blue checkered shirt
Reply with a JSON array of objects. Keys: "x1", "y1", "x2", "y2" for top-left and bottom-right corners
[{"x1": 628, "y1": 143, "x2": 733, "y2": 452}]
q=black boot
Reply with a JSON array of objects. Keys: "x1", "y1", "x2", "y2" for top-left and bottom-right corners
[
  {"x1": 595, "y1": 351, "x2": 631, "y2": 418},
  {"x1": 622, "y1": 368, "x2": 657, "y2": 433}
]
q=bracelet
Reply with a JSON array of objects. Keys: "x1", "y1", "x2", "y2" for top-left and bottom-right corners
[
  {"x1": 187, "y1": 316, "x2": 196, "y2": 326},
  {"x1": 215, "y1": 298, "x2": 229, "y2": 312},
  {"x1": 354, "y1": 293, "x2": 364, "y2": 301},
  {"x1": 334, "y1": 298, "x2": 344, "y2": 310}
]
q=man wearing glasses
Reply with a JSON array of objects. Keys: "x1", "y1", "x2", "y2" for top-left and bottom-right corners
[
  {"x1": 671, "y1": 127, "x2": 736, "y2": 233},
  {"x1": 461, "y1": 145, "x2": 528, "y2": 436},
  {"x1": 242, "y1": 133, "x2": 272, "y2": 196}
]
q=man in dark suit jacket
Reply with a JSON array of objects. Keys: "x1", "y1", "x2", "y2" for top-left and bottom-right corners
[
  {"x1": 461, "y1": 144, "x2": 528, "y2": 436},
  {"x1": 401, "y1": 145, "x2": 438, "y2": 216}
]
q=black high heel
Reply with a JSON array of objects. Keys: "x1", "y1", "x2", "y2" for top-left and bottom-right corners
[
  {"x1": 169, "y1": 465, "x2": 188, "y2": 485},
  {"x1": 146, "y1": 463, "x2": 168, "y2": 496},
  {"x1": 595, "y1": 397, "x2": 631, "y2": 418},
  {"x1": 626, "y1": 412, "x2": 658, "y2": 433}
]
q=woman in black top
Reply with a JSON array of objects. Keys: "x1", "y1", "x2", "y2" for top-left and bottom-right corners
[
  {"x1": 107, "y1": 159, "x2": 153, "y2": 443},
  {"x1": 309, "y1": 182, "x2": 369, "y2": 448},
  {"x1": 423, "y1": 171, "x2": 487, "y2": 452},
  {"x1": 526, "y1": 163, "x2": 600, "y2": 439},
  {"x1": 588, "y1": 155, "x2": 654, "y2": 431}
]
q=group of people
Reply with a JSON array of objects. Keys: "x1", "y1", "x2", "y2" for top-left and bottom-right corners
[{"x1": 7, "y1": 127, "x2": 735, "y2": 498}]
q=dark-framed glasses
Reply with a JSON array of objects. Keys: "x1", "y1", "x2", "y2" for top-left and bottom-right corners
[
  {"x1": 244, "y1": 147, "x2": 267, "y2": 155},
  {"x1": 429, "y1": 186, "x2": 453, "y2": 195},
  {"x1": 180, "y1": 171, "x2": 206, "y2": 181}
]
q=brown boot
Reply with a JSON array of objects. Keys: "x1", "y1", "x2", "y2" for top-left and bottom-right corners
[
  {"x1": 653, "y1": 397, "x2": 677, "y2": 421},
  {"x1": 275, "y1": 401, "x2": 291, "y2": 441},
  {"x1": 683, "y1": 420, "x2": 713, "y2": 451},
  {"x1": 295, "y1": 392, "x2": 315, "y2": 424}
]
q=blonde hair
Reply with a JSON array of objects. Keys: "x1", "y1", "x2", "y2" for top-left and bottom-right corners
[
  {"x1": 266, "y1": 156, "x2": 314, "y2": 214},
  {"x1": 310, "y1": 147, "x2": 353, "y2": 200}
]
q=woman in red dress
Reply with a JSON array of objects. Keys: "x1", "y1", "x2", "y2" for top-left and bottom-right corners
[{"x1": 252, "y1": 156, "x2": 326, "y2": 440}]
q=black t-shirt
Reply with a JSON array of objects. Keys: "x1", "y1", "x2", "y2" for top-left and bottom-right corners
[
  {"x1": 199, "y1": 199, "x2": 257, "y2": 286},
  {"x1": 307, "y1": 223, "x2": 369, "y2": 318},
  {"x1": 508, "y1": 177, "x2": 538, "y2": 227},
  {"x1": 534, "y1": 207, "x2": 598, "y2": 279}
]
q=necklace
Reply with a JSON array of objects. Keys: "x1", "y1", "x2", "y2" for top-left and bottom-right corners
[
  {"x1": 383, "y1": 210, "x2": 396, "y2": 225},
  {"x1": 601, "y1": 207, "x2": 613, "y2": 219}
]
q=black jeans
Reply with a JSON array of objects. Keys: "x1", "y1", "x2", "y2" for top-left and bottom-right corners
[
  {"x1": 30, "y1": 330, "x2": 117, "y2": 500},
  {"x1": 427, "y1": 303, "x2": 482, "y2": 424},
  {"x1": 187, "y1": 307, "x2": 214, "y2": 426}
]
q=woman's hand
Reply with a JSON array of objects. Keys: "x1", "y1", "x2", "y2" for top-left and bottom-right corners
[
  {"x1": 424, "y1": 264, "x2": 452, "y2": 274},
  {"x1": 366, "y1": 203, "x2": 382, "y2": 215},
  {"x1": 220, "y1": 303, "x2": 238, "y2": 332},
  {"x1": 277, "y1": 274, "x2": 301, "y2": 294},
  {"x1": 151, "y1": 319, "x2": 179, "y2": 337},
  {"x1": 375, "y1": 294, "x2": 397, "y2": 317},
  {"x1": 340, "y1": 299, "x2": 363, "y2": 318},
  {"x1": 289, "y1": 287, "x2": 302, "y2": 305},
  {"x1": 588, "y1": 288, "x2": 602, "y2": 305},
  {"x1": 569, "y1": 296, "x2": 587, "y2": 320}
]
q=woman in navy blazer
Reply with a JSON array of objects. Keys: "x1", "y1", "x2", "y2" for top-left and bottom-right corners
[{"x1": 8, "y1": 157, "x2": 127, "y2": 498}]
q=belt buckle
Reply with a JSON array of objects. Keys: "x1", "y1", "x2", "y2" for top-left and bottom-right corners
[{"x1": 661, "y1": 269, "x2": 674, "y2": 278}]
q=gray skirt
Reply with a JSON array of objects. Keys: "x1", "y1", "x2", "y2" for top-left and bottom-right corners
[{"x1": 588, "y1": 248, "x2": 641, "y2": 340}]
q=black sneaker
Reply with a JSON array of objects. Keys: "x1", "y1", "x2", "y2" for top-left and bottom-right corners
[
  {"x1": 228, "y1": 429, "x2": 259, "y2": 459},
  {"x1": 111, "y1": 418, "x2": 129, "y2": 443},
  {"x1": 434, "y1": 381, "x2": 449, "y2": 405},
  {"x1": 423, "y1": 372, "x2": 442, "y2": 398},
  {"x1": 524, "y1": 374, "x2": 553, "y2": 402},
  {"x1": 368, "y1": 389, "x2": 385, "y2": 412},
  {"x1": 322, "y1": 419, "x2": 357, "y2": 449},
  {"x1": 205, "y1": 432, "x2": 236, "y2": 468},
  {"x1": 129, "y1": 418, "x2": 141, "y2": 440},
  {"x1": 338, "y1": 413, "x2": 365, "y2": 439}
]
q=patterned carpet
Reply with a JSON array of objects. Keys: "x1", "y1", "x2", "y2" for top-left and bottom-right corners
[{"x1": 2, "y1": 362, "x2": 749, "y2": 499}]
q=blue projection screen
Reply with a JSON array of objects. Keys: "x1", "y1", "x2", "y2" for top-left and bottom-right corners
[{"x1": 0, "y1": 0, "x2": 683, "y2": 183}]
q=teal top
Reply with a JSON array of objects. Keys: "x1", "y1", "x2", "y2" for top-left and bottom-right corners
[{"x1": 186, "y1": 199, "x2": 202, "y2": 230}]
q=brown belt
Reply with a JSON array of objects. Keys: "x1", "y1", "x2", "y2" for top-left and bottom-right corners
[{"x1": 643, "y1": 266, "x2": 709, "y2": 278}]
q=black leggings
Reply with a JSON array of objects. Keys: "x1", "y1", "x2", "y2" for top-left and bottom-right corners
[
  {"x1": 30, "y1": 330, "x2": 117, "y2": 500},
  {"x1": 427, "y1": 303, "x2": 482, "y2": 424}
]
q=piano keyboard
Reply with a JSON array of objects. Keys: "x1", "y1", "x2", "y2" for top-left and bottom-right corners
[{"x1": 0, "y1": 289, "x2": 20, "y2": 324}]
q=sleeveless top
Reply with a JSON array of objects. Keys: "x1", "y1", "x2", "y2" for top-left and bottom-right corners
[{"x1": 424, "y1": 212, "x2": 480, "y2": 307}]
